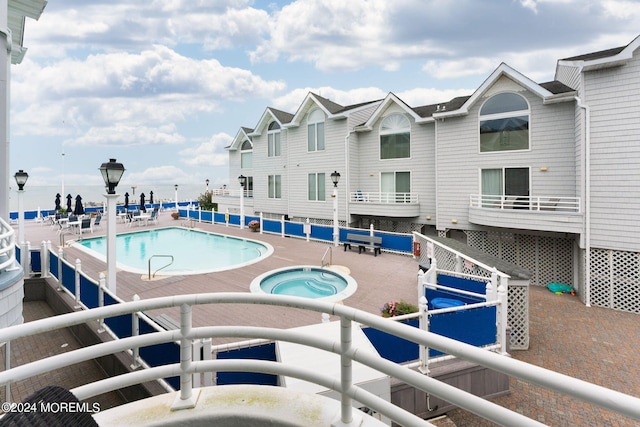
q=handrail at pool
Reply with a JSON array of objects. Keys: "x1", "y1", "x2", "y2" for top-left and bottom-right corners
[
  {"x1": 148, "y1": 254, "x2": 174, "y2": 279},
  {"x1": 0, "y1": 293, "x2": 639, "y2": 426}
]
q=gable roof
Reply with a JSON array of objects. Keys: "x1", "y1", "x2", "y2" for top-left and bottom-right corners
[
  {"x1": 434, "y1": 63, "x2": 576, "y2": 119},
  {"x1": 357, "y1": 92, "x2": 428, "y2": 130},
  {"x1": 226, "y1": 127, "x2": 253, "y2": 151},
  {"x1": 558, "y1": 34, "x2": 640, "y2": 71},
  {"x1": 249, "y1": 107, "x2": 294, "y2": 136},
  {"x1": 286, "y1": 92, "x2": 381, "y2": 127}
]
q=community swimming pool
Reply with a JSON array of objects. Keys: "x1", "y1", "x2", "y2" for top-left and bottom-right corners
[
  {"x1": 74, "y1": 227, "x2": 273, "y2": 275},
  {"x1": 250, "y1": 266, "x2": 358, "y2": 302}
]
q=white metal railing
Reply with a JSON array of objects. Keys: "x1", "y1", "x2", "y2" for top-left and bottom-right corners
[
  {"x1": 210, "y1": 188, "x2": 253, "y2": 198},
  {"x1": 350, "y1": 191, "x2": 418, "y2": 204},
  {"x1": 469, "y1": 194, "x2": 580, "y2": 213},
  {"x1": 0, "y1": 293, "x2": 639, "y2": 426},
  {"x1": 0, "y1": 216, "x2": 17, "y2": 272}
]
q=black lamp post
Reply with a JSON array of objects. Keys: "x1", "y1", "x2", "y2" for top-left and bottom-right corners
[
  {"x1": 99, "y1": 159, "x2": 125, "y2": 194},
  {"x1": 331, "y1": 171, "x2": 340, "y2": 246},
  {"x1": 14, "y1": 170, "x2": 29, "y2": 247},
  {"x1": 174, "y1": 184, "x2": 179, "y2": 210},
  {"x1": 330, "y1": 170, "x2": 341, "y2": 188},
  {"x1": 238, "y1": 175, "x2": 246, "y2": 229},
  {"x1": 206, "y1": 178, "x2": 210, "y2": 191},
  {"x1": 100, "y1": 159, "x2": 125, "y2": 293}
]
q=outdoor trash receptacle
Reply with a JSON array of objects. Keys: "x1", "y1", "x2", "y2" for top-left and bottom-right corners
[{"x1": 431, "y1": 297, "x2": 464, "y2": 309}]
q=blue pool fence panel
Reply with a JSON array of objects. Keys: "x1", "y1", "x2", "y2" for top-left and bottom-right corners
[
  {"x1": 103, "y1": 294, "x2": 133, "y2": 339},
  {"x1": 438, "y1": 274, "x2": 488, "y2": 295},
  {"x1": 200, "y1": 211, "x2": 212, "y2": 222},
  {"x1": 49, "y1": 252, "x2": 59, "y2": 279},
  {"x1": 216, "y1": 343, "x2": 278, "y2": 386},
  {"x1": 80, "y1": 277, "x2": 99, "y2": 309},
  {"x1": 60, "y1": 261, "x2": 76, "y2": 294},
  {"x1": 139, "y1": 318, "x2": 181, "y2": 390},
  {"x1": 228, "y1": 213, "x2": 240, "y2": 226},
  {"x1": 262, "y1": 218, "x2": 281, "y2": 234},
  {"x1": 284, "y1": 222, "x2": 304, "y2": 237},
  {"x1": 213, "y1": 212, "x2": 227, "y2": 224},
  {"x1": 310, "y1": 224, "x2": 333, "y2": 242},
  {"x1": 14, "y1": 246, "x2": 20, "y2": 262},
  {"x1": 428, "y1": 307, "x2": 497, "y2": 357},
  {"x1": 362, "y1": 319, "x2": 420, "y2": 364},
  {"x1": 380, "y1": 233, "x2": 412, "y2": 253},
  {"x1": 30, "y1": 250, "x2": 41, "y2": 273}
]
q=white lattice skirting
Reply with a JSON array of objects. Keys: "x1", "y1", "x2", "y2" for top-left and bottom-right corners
[{"x1": 587, "y1": 248, "x2": 640, "y2": 313}]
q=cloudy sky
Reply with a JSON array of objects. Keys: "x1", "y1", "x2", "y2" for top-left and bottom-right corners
[{"x1": 10, "y1": 0, "x2": 640, "y2": 189}]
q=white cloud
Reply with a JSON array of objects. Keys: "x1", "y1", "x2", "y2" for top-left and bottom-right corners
[
  {"x1": 67, "y1": 124, "x2": 186, "y2": 147},
  {"x1": 179, "y1": 133, "x2": 232, "y2": 167},
  {"x1": 125, "y1": 165, "x2": 192, "y2": 185}
]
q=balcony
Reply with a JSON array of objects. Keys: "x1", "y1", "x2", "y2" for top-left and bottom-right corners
[
  {"x1": 468, "y1": 194, "x2": 583, "y2": 234},
  {"x1": 349, "y1": 191, "x2": 420, "y2": 217},
  {"x1": 211, "y1": 188, "x2": 254, "y2": 211}
]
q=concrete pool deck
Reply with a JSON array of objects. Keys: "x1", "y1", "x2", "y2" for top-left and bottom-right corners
[{"x1": 6, "y1": 212, "x2": 640, "y2": 425}]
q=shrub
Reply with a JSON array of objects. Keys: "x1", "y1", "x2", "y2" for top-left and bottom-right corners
[{"x1": 381, "y1": 300, "x2": 418, "y2": 318}]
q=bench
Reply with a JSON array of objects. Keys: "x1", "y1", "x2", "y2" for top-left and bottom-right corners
[{"x1": 343, "y1": 233, "x2": 382, "y2": 256}]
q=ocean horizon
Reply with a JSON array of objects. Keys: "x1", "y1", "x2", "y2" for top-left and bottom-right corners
[{"x1": 9, "y1": 184, "x2": 212, "y2": 213}]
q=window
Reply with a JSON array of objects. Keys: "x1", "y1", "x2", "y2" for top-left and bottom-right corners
[
  {"x1": 268, "y1": 175, "x2": 281, "y2": 199},
  {"x1": 244, "y1": 176, "x2": 254, "y2": 198},
  {"x1": 307, "y1": 109, "x2": 325, "y2": 152},
  {"x1": 240, "y1": 140, "x2": 253, "y2": 169},
  {"x1": 267, "y1": 122, "x2": 281, "y2": 157},
  {"x1": 308, "y1": 173, "x2": 326, "y2": 201},
  {"x1": 481, "y1": 167, "x2": 529, "y2": 205},
  {"x1": 381, "y1": 171, "x2": 410, "y2": 203},
  {"x1": 479, "y1": 93, "x2": 529, "y2": 152},
  {"x1": 380, "y1": 114, "x2": 410, "y2": 159}
]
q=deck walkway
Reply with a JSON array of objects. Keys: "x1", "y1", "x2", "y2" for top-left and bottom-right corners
[{"x1": 6, "y1": 211, "x2": 640, "y2": 425}]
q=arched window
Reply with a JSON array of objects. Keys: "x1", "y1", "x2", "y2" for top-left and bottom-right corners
[
  {"x1": 240, "y1": 140, "x2": 252, "y2": 169},
  {"x1": 268, "y1": 121, "x2": 281, "y2": 157},
  {"x1": 307, "y1": 109, "x2": 325, "y2": 152},
  {"x1": 479, "y1": 93, "x2": 529, "y2": 152},
  {"x1": 380, "y1": 114, "x2": 410, "y2": 159}
]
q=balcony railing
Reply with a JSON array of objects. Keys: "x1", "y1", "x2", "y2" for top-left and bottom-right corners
[
  {"x1": 349, "y1": 191, "x2": 418, "y2": 204},
  {"x1": 469, "y1": 194, "x2": 580, "y2": 213},
  {"x1": 210, "y1": 189, "x2": 253, "y2": 198}
]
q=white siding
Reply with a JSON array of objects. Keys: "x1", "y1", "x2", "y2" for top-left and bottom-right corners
[
  {"x1": 351, "y1": 103, "x2": 436, "y2": 223},
  {"x1": 436, "y1": 77, "x2": 577, "y2": 231},
  {"x1": 586, "y1": 52, "x2": 640, "y2": 251}
]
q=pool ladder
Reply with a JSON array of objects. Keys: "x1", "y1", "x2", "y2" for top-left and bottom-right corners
[
  {"x1": 148, "y1": 254, "x2": 174, "y2": 280},
  {"x1": 321, "y1": 246, "x2": 332, "y2": 268}
]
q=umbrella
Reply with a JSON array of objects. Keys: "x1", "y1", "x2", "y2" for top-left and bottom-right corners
[
  {"x1": 55, "y1": 193, "x2": 61, "y2": 211},
  {"x1": 124, "y1": 192, "x2": 130, "y2": 211},
  {"x1": 74, "y1": 195, "x2": 85, "y2": 215},
  {"x1": 149, "y1": 191, "x2": 154, "y2": 205},
  {"x1": 66, "y1": 194, "x2": 72, "y2": 212},
  {"x1": 140, "y1": 193, "x2": 146, "y2": 212}
]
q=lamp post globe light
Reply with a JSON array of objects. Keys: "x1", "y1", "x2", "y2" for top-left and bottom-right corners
[
  {"x1": 330, "y1": 171, "x2": 340, "y2": 247},
  {"x1": 14, "y1": 170, "x2": 28, "y2": 251},
  {"x1": 174, "y1": 184, "x2": 179, "y2": 210},
  {"x1": 100, "y1": 159, "x2": 125, "y2": 294},
  {"x1": 238, "y1": 175, "x2": 246, "y2": 229}
]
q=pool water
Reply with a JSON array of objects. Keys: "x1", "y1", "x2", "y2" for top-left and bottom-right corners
[
  {"x1": 75, "y1": 227, "x2": 273, "y2": 275},
  {"x1": 250, "y1": 266, "x2": 358, "y2": 302}
]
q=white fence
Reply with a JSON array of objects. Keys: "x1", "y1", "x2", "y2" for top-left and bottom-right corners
[{"x1": 1, "y1": 293, "x2": 639, "y2": 426}]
